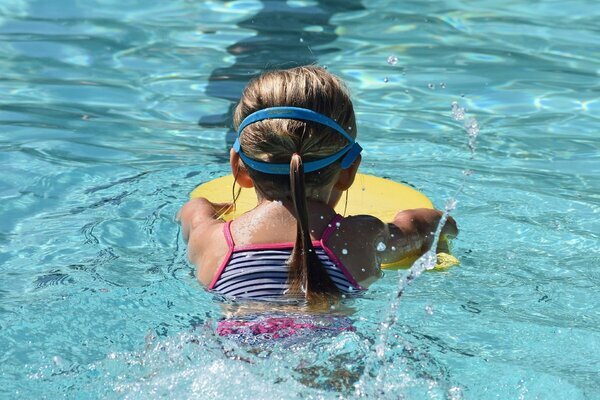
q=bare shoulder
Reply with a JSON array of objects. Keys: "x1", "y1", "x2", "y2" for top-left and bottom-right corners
[
  {"x1": 177, "y1": 198, "x2": 228, "y2": 268},
  {"x1": 178, "y1": 198, "x2": 230, "y2": 241},
  {"x1": 338, "y1": 214, "x2": 387, "y2": 237},
  {"x1": 325, "y1": 214, "x2": 387, "y2": 287}
]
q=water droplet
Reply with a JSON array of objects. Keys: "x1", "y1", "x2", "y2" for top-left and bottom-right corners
[
  {"x1": 376, "y1": 242, "x2": 387, "y2": 252},
  {"x1": 342, "y1": 249, "x2": 348, "y2": 255},
  {"x1": 451, "y1": 101, "x2": 465, "y2": 121},
  {"x1": 448, "y1": 386, "x2": 463, "y2": 400},
  {"x1": 387, "y1": 55, "x2": 398, "y2": 65},
  {"x1": 445, "y1": 198, "x2": 457, "y2": 212},
  {"x1": 375, "y1": 343, "x2": 385, "y2": 358},
  {"x1": 428, "y1": 83, "x2": 435, "y2": 90},
  {"x1": 52, "y1": 355, "x2": 65, "y2": 366},
  {"x1": 383, "y1": 77, "x2": 389, "y2": 83}
]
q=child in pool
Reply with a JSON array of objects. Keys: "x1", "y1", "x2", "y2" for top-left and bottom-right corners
[{"x1": 179, "y1": 66, "x2": 457, "y2": 303}]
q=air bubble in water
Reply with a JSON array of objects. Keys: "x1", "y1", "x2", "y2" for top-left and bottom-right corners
[
  {"x1": 463, "y1": 169, "x2": 474, "y2": 176},
  {"x1": 425, "y1": 305, "x2": 434, "y2": 315},
  {"x1": 387, "y1": 55, "x2": 398, "y2": 65},
  {"x1": 428, "y1": 83, "x2": 435, "y2": 90},
  {"x1": 440, "y1": 82, "x2": 446, "y2": 89},
  {"x1": 376, "y1": 242, "x2": 387, "y2": 252},
  {"x1": 342, "y1": 249, "x2": 348, "y2": 255},
  {"x1": 383, "y1": 77, "x2": 389, "y2": 83},
  {"x1": 299, "y1": 37, "x2": 304, "y2": 43},
  {"x1": 335, "y1": 222, "x2": 341, "y2": 228}
]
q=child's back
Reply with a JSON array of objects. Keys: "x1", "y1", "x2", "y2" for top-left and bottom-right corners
[{"x1": 179, "y1": 66, "x2": 457, "y2": 303}]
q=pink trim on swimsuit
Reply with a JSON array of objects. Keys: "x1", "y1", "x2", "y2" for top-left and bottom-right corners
[
  {"x1": 208, "y1": 214, "x2": 364, "y2": 292},
  {"x1": 319, "y1": 214, "x2": 364, "y2": 290},
  {"x1": 208, "y1": 221, "x2": 235, "y2": 290}
]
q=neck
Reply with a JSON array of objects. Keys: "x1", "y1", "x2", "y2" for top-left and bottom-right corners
[{"x1": 255, "y1": 185, "x2": 338, "y2": 207}]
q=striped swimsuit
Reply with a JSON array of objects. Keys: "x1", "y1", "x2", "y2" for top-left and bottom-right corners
[{"x1": 209, "y1": 214, "x2": 365, "y2": 299}]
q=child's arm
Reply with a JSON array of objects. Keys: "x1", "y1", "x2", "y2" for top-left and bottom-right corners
[
  {"x1": 378, "y1": 208, "x2": 458, "y2": 264},
  {"x1": 177, "y1": 198, "x2": 233, "y2": 243}
]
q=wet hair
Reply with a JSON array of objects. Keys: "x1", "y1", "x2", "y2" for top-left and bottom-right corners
[{"x1": 233, "y1": 66, "x2": 357, "y2": 301}]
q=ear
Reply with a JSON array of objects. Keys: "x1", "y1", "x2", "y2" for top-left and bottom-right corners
[
  {"x1": 230, "y1": 148, "x2": 254, "y2": 188},
  {"x1": 334, "y1": 154, "x2": 361, "y2": 191}
]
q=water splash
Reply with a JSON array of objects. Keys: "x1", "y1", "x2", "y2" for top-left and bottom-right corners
[
  {"x1": 465, "y1": 117, "x2": 479, "y2": 157},
  {"x1": 451, "y1": 101, "x2": 465, "y2": 121},
  {"x1": 355, "y1": 100, "x2": 480, "y2": 398},
  {"x1": 451, "y1": 101, "x2": 480, "y2": 158}
]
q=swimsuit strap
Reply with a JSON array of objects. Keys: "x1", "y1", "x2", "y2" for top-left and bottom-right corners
[
  {"x1": 223, "y1": 220, "x2": 236, "y2": 250},
  {"x1": 320, "y1": 214, "x2": 344, "y2": 245},
  {"x1": 208, "y1": 222, "x2": 236, "y2": 290},
  {"x1": 319, "y1": 213, "x2": 364, "y2": 291}
]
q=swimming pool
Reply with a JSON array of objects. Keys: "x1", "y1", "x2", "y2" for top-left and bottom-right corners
[{"x1": 1, "y1": 0, "x2": 598, "y2": 398}]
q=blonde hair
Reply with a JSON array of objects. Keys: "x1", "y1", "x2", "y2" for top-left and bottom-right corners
[{"x1": 233, "y1": 66, "x2": 357, "y2": 301}]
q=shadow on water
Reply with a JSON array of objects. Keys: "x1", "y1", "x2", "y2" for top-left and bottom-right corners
[{"x1": 198, "y1": 0, "x2": 365, "y2": 138}]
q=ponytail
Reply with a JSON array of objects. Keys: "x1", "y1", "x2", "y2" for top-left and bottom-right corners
[{"x1": 287, "y1": 154, "x2": 340, "y2": 301}]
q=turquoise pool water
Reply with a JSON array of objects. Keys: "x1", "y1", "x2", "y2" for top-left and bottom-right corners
[{"x1": 1, "y1": 0, "x2": 598, "y2": 398}]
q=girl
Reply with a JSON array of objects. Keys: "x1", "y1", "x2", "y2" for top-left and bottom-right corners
[{"x1": 179, "y1": 66, "x2": 457, "y2": 304}]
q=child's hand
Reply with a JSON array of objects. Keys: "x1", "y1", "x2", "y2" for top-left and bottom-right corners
[{"x1": 392, "y1": 208, "x2": 458, "y2": 252}]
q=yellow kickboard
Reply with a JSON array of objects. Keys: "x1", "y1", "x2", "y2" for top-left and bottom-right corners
[{"x1": 190, "y1": 173, "x2": 458, "y2": 270}]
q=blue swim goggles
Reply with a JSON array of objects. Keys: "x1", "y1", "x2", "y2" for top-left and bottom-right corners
[{"x1": 232, "y1": 107, "x2": 362, "y2": 175}]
